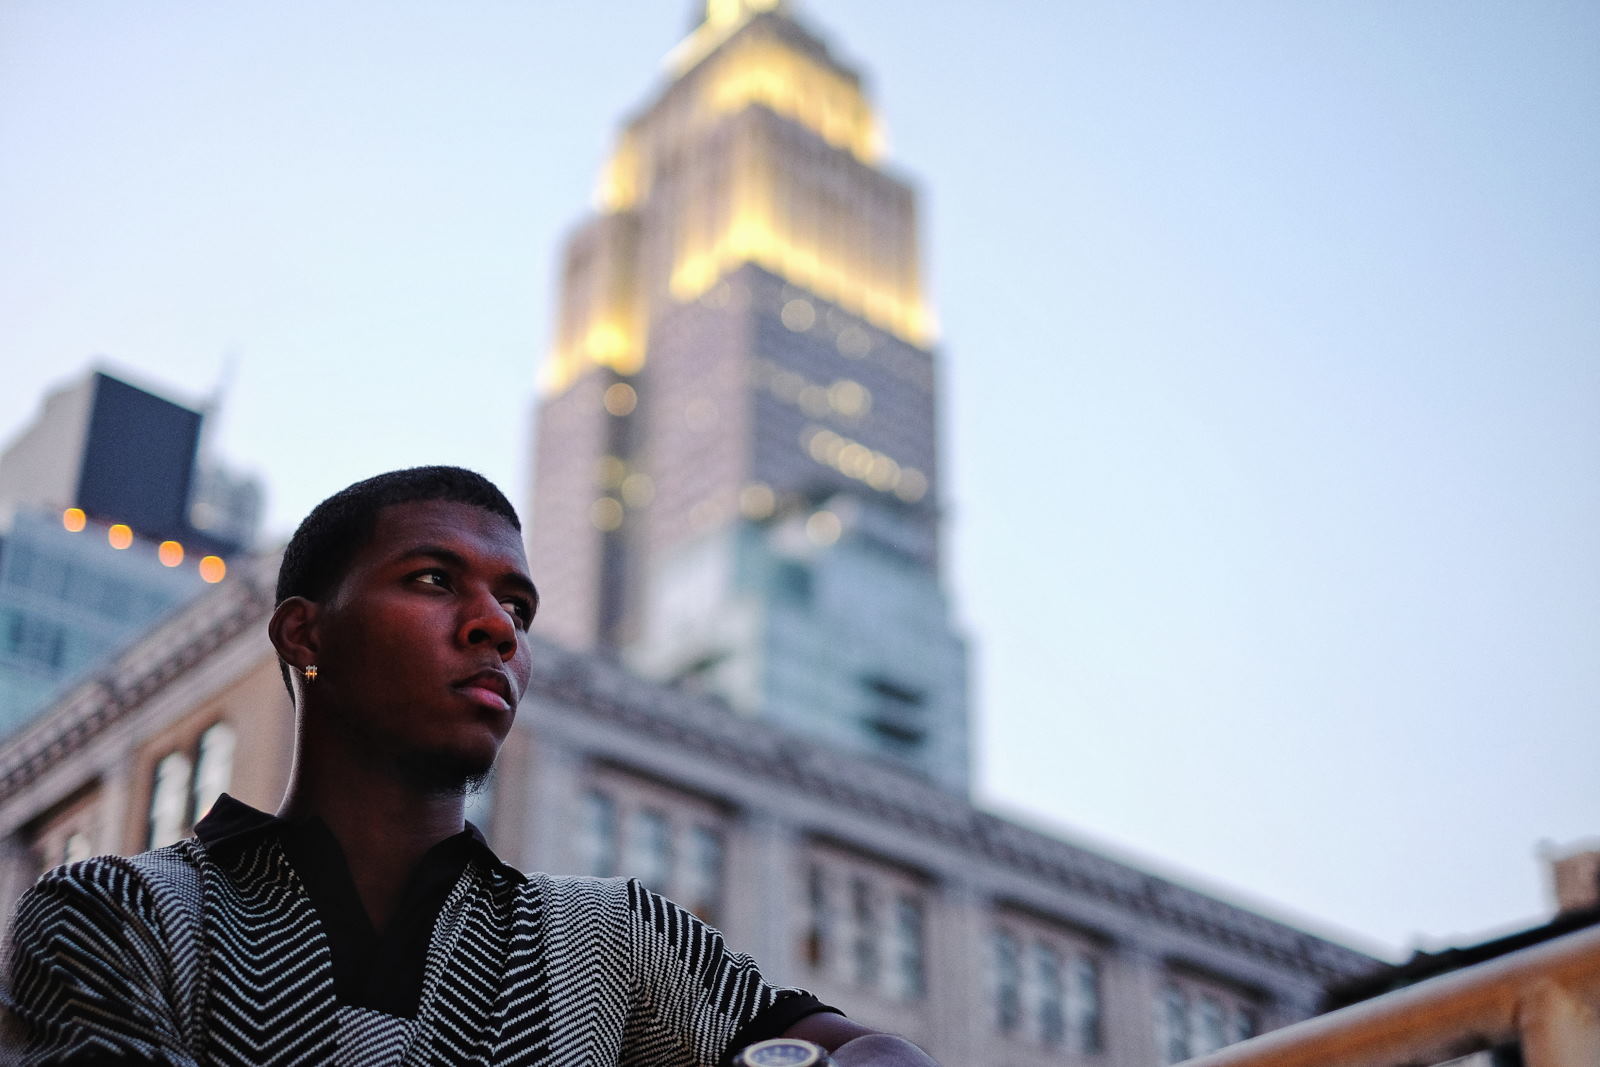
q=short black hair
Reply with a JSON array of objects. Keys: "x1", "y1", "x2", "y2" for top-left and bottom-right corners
[
  {"x1": 274, "y1": 466, "x2": 521, "y2": 693},
  {"x1": 277, "y1": 465, "x2": 520, "y2": 606}
]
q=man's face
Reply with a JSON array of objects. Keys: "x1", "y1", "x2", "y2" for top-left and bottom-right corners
[{"x1": 310, "y1": 499, "x2": 537, "y2": 792}]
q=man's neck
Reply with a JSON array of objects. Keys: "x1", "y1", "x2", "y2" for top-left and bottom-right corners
[{"x1": 278, "y1": 763, "x2": 467, "y2": 933}]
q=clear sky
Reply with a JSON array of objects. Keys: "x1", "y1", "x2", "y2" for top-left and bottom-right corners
[{"x1": 2, "y1": 1, "x2": 1595, "y2": 959}]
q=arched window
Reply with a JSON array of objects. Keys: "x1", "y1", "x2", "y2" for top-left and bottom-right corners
[
  {"x1": 191, "y1": 721, "x2": 236, "y2": 822},
  {"x1": 147, "y1": 751, "x2": 192, "y2": 849}
]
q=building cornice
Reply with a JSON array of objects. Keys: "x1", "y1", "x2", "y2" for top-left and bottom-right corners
[
  {"x1": 528, "y1": 638, "x2": 1376, "y2": 981},
  {"x1": 0, "y1": 554, "x2": 277, "y2": 806}
]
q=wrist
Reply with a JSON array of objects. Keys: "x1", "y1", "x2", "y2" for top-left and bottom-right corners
[{"x1": 731, "y1": 1038, "x2": 836, "y2": 1065}]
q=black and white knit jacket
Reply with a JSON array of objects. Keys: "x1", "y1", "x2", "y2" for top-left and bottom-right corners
[{"x1": 1, "y1": 836, "x2": 818, "y2": 1066}]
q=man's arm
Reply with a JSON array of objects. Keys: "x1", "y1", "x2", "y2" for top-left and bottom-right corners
[
  {"x1": 619, "y1": 879, "x2": 940, "y2": 1066},
  {"x1": 781, "y1": 1012, "x2": 940, "y2": 1066}
]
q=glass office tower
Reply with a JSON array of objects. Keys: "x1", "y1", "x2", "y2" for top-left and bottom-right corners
[{"x1": 529, "y1": 0, "x2": 968, "y2": 792}]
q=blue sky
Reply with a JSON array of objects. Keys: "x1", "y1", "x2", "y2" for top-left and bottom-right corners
[{"x1": 2, "y1": 1, "x2": 1596, "y2": 957}]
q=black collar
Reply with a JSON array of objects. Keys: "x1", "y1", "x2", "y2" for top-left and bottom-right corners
[{"x1": 194, "y1": 793, "x2": 520, "y2": 882}]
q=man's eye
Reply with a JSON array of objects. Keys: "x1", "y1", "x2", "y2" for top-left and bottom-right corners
[
  {"x1": 502, "y1": 598, "x2": 534, "y2": 628},
  {"x1": 415, "y1": 570, "x2": 450, "y2": 588}
]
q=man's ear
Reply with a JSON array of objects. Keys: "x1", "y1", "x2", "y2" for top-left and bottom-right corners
[{"x1": 269, "y1": 596, "x2": 321, "y2": 672}]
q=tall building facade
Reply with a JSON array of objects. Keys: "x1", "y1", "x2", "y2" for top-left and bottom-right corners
[
  {"x1": 528, "y1": 0, "x2": 969, "y2": 792},
  {"x1": 0, "y1": 370, "x2": 260, "y2": 734}
]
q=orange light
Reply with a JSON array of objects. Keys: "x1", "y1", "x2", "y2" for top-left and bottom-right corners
[
  {"x1": 107, "y1": 524, "x2": 133, "y2": 550},
  {"x1": 158, "y1": 541, "x2": 184, "y2": 567},
  {"x1": 62, "y1": 507, "x2": 87, "y2": 532},
  {"x1": 198, "y1": 555, "x2": 226, "y2": 583}
]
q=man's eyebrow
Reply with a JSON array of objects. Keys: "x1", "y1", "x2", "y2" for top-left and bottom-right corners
[
  {"x1": 510, "y1": 573, "x2": 541, "y2": 610},
  {"x1": 397, "y1": 544, "x2": 539, "y2": 606},
  {"x1": 396, "y1": 543, "x2": 468, "y2": 569}
]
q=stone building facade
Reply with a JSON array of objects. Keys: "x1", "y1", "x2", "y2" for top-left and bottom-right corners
[{"x1": 0, "y1": 557, "x2": 1374, "y2": 1065}]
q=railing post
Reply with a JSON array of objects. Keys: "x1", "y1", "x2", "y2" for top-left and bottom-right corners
[{"x1": 1519, "y1": 978, "x2": 1600, "y2": 1067}]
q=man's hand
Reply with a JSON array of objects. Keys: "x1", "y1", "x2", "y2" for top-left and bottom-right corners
[
  {"x1": 780, "y1": 1013, "x2": 940, "y2": 1066},
  {"x1": 830, "y1": 1033, "x2": 940, "y2": 1066}
]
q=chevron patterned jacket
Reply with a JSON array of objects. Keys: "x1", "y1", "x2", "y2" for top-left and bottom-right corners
[{"x1": 1, "y1": 833, "x2": 824, "y2": 1066}]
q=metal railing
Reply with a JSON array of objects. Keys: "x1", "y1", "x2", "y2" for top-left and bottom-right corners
[{"x1": 1181, "y1": 923, "x2": 1600, "y2": 1067}]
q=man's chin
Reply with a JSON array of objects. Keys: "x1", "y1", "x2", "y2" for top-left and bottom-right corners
[{"x1": 397, "y1": 747, "x2": 498, "y2": 797}]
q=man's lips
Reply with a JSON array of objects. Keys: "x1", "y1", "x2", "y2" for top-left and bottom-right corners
[{"x1": 454, "y1": 669, "x2": 515, "y2": 712}]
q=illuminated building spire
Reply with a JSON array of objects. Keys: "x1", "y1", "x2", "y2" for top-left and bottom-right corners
[
  {"x1": 704, "y1": 0, "x2": 785, "y2": 30},
  {"x1": 542, "y1": 1, "x2": 921, "y2": 395}
]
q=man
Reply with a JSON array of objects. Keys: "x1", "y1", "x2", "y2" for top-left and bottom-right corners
[{"x1": 2, "y1": 467, "x2": 936, "y2": 1066}]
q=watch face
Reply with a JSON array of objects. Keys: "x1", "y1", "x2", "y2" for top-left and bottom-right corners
[{"x1": 740, "y1": 1038, "x2": 824, "y2": 1066}]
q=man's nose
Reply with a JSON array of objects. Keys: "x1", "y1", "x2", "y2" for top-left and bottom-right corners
[{"x1": 459, "y1": 593, "x2": 517, "y2": 659}]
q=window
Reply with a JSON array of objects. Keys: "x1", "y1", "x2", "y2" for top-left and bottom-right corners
[
  {"x1": 992, "y1": 914, "x2": 1106, "y2": 1055},
  {"x1": 579, "y1": 789, "x2": 619, "y2": 877},
  {"x1": 1196, "y1": 995, "x2": 1228, "y2": 1055},
  {"x1": 191, "y1": 722, "x2": 235, "y2": 823},
  {"x1": 62, "y1": 831, "x2": 93, "y2": 865},
  {"x1": 629, "y1": 808, "x2": 674, "y2": 890},
  {"x1": 1030, "y1": 940, "x2": 1068, "y2": 1043},
  {"x1": 1034, "y1": 941, "x2": 1065, "y2": 1047},
  {"x1": 28, "y1": 795, "x2": 101, "y2": 877},
  {"x1": 804, "y1": 862, "x2": 830, "y2": 968},
  {"x1": 850, "y1": 876, "x2": 879, "y2": 987},
  {"x1": 1161, "y1": 984, "x2": 1191, "y2": 1064},
  {"x1": 994, "y1": 930, "x2": 1023, "y2": 1033},
  {"x1": 1072, "y1": 954, "x2": 1104, "y2": 1054},
  {"x1": 3, "y1": 610, "x2": 67, "y2": 669},
  {"x1": 147, "y1": 751, "x2": 193, "y2": 849},
  {"x1": 579, "y1": 777, "x2": 728, "y2": 920},
  {"x1": 800, "y1": 846, "x2": 926, "y2": 1003},
  {"x1": 1157, "y1": 976, "x2": 1263, "y2": 1063},
  {"x1": 145, "y1": 720, "x2": 238, "y2": 850},
  {"x1": 889, "y1": 894, "x2": 924, "y2": 1001},
  {"x1": 683, "y1": 824, "x2": 724, "y2": 924},
  {"x1": 860, "y1": 675, "x2": 926, "y2": 751}
]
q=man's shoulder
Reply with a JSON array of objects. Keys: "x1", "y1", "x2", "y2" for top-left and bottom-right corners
[
  {"x1": 515, "y1": 871, "x2": 630, "y2": 903},
  {"x1": 5, "y1": 846, "x2": 216, "y2": 1063},
  {"x1": 32, "y1": 841, "x2": 197, "y2": 893},
  {"x1": 16, "y1": 842, "x2": 207, "y2": 932},
  {"x1": 506, "y1": 872, "x2": 636, "y2": 926}
]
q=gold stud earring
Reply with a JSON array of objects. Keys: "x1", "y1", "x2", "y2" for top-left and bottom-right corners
[{"x1": 303, "y1": 665, "x2": 319, "y2": 683}]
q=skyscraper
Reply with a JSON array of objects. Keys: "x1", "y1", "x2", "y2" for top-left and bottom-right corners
[
  {"x1": 0, "y1": 370, "x2": 260, "y2": 734},
  {"x1": 528, "y1": 0, "x2": 969, "y2": 792}
]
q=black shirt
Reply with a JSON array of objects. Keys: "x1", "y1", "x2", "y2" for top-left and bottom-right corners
[{"x1": 195, "y1": 794, "x2": 517, "y2": 1019}]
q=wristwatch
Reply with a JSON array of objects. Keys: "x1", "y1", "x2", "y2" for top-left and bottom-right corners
[{"x1": 730, "y1": 1037, "x2": 836, "y2": 1066}]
